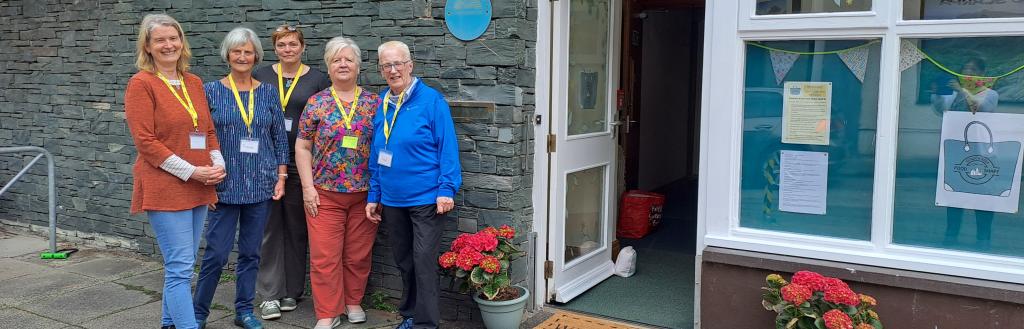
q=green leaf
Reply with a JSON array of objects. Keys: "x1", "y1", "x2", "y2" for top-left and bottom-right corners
[
  {"x1": 500, "y1": 260, "x2": 510, "y2": 271},
  {"x1": 493, "y1": 273, "x2": 510, "y2": 288},
  {"x1": 483, "y1": 282, "x2": 500, "y2": 300},
  {"x1": 456, "y1": 269, "x2": 468, "y2": 278},
  {"x1": 470, "y1": 267, "x2": 486, "y2": 285},
  {"x1": 483, "y1": 271, "x2": 494, "y2": 282},
  {"x1": 498, "y1": 243, "x2": 513, "y2": 254},
  {"x1": 813, "y1": 317, "x2": 825, "y2": 329},
  {"x1": 785, "y1": 317, "x2": 799, "y2": 329}
]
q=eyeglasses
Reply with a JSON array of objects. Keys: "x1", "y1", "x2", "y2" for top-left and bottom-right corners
[
  {"x1": 275, "y1": 25, "x2": 297, "y2": 32},
  {"x1": 379, "y1": 60, "x2": 410, "y2": 71}
]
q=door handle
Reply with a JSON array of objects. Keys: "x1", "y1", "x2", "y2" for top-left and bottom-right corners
[{"x1": 755, "y1": 124, "x2": 773, "y2": 130}]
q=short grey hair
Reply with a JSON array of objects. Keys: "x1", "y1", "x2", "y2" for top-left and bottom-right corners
[
  {"x1": 219, "y1": 27, "x2": 263, "y2": 64},
  {"x1": 377, "y1": 41, "x2": 411, "y2": 61},
  {"x1": 323, "y1": 36, "x2": 361, "y2": 68}
]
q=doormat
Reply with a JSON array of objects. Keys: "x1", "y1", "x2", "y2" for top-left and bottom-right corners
[{"x1": 534, "y1": 310, "x2": 644, "y2": 329}]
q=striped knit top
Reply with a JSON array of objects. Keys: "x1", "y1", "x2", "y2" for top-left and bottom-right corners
[{"x1": 204, "y1": 79, "x2": 289, "y2": 204}]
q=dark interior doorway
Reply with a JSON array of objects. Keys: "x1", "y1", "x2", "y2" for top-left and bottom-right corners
[{"x1": 553, "y1": 1, "x2": 705, "y2": 328}]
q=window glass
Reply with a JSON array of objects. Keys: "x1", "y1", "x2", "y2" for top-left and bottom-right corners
[
  {"x1": 740, "y1": 40, "x2": 881, "y2": 240},
  {"x1": 893, "y1": 36, "x2": 1024, "y2": 257},
  {"x1": 756, "y1": 0, "x2": 871, "y2": 15},
  {"x1": 904, "y1": 0, "x2": 1024, "y2": 20}
]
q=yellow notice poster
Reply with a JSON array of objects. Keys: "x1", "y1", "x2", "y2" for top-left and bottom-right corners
[{"x1": 782, "y1": 81, "x2": 832, "y2": 146}]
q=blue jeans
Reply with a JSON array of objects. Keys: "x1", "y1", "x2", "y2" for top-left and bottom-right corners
[
  {"x1": 149, "y1": 205, "x2": 207, "y2": 329},
  {"x1": 193, "y1": 201, "x2": 270, "y2": 320}
]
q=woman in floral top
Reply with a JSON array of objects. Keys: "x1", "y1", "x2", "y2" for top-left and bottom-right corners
[{"x1": 294, "y1": 36, "x2": 380, "y2": 328}]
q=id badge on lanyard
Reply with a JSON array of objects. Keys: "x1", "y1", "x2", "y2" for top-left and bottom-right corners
[
  {"x1": 240, "y1": 137, "x2": 260, "y2": 154},
  {"x1": 284, "y1": 117, "x2": 294, "y2": 132},
  {"x1": 189, "y1": 132, "x2": 206, "y2": 150},
  {"x1": 377, "y1": 149, "x2": 394, "y2": 167}
]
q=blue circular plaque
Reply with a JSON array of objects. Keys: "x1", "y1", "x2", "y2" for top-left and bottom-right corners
[{"x1": 445, "y1": 0, "x2": 492, "y2": 41}]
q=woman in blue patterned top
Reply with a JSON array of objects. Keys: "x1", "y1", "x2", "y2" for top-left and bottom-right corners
[{"x1": 193, "y1": 27, "x2": 288, "y2": 329}]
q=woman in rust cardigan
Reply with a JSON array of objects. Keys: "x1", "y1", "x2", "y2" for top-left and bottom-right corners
[{"x1": 124, "y1": 14, "x2": 226, "y2": 329}]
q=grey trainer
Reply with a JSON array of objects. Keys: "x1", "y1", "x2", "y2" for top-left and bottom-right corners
[
  {"x1": 280, "y1": 297, "x2": 298, "y2": 311},
  {"x1": 259, "y1": 300, "x2": 282, "y2": 320}
]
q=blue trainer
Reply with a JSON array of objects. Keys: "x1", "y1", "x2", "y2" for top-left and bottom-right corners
[
  {"x1": 234, "y1": 313, "x2": 263, "y2": 329},
  {"x1": 395, "y1": 317, "x2": 414, "y2": 329}
]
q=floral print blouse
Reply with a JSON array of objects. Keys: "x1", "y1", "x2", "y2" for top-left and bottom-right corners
[{"x1": 298, "y1": 87, "x2": 380, "y2": 192}]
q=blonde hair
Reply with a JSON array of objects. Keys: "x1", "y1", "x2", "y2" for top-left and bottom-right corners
[
  {"x1": 323, "y1": 36, "x2": 362, "y2": 68},
  {"x1": 134, "y1": 14, "x2": 192, "y2": 73},
  {"x1": 377, "y1": 41, "x2": 411, "y2": 61}
]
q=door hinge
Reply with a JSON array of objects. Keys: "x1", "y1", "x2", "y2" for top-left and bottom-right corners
[
  {"x1": 544, "y1": 260, "x2": 553, "y2": 278},
  {"x1": 547, "y1": 134, "x2": 556, "y2": 153}
]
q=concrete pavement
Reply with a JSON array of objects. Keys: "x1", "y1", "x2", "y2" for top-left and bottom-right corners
[{"x1": 0, "y1": 228, "x2": 402, "y2": 329}]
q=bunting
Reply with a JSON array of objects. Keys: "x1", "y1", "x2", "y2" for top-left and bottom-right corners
[
  {"x1": 769, "y1": 50, "x2": 800, "y2": 85},
  {"x1": 898, "y1": 40, "x2": 926, "y2": 72},
  {"x1": 837, "y1": 47, "x2": 869, "y2": 83},
  {"x1": 750, "y1": 40, "x2": 879, "y2": 85}
]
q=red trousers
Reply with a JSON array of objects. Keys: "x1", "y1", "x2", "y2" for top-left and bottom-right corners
[{"x1": 306, "y1": 190, "x2": 377, "y2": 318}]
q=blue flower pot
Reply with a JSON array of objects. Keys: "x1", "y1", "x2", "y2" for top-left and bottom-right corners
[{"x1": 473, "y1": 285, "x2": 529, "y2": 329}]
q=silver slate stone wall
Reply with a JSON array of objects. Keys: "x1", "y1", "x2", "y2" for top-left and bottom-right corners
[{"x1": 0, "y1": 0, "x2": 537, "y2": 321}]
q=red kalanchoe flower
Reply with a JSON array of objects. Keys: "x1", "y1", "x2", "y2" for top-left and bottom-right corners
[
  {"x1": 455, "y1": 247, "x2": 484, "y2": 271},
  {"x1": 497, "y1": 225, "x2": 515, "y2": 239},
  {"x1": 791, "y1": 271, "x2": 827, "y2": 291},
  {"x1": 780, "y1": 283, "x2": 812, "y2": 305},
  {"x1": 479, "y1": 256, "x2": 501, "y2": 273},
  {"x1": 481, "y1": 227, "x2": 499, "y2": 237},
  {"x1": 451, "y1": 233, "x2": 471, "y2": 252},
  {"x1": 470, "y1": 232, "x2": 499, "y2": 252},
  {"x1": 438, "y1": 251, "x2": 458, "y2": 269},
  {"x1": 821, "y1": 277, "x2": 849, "y2": 290},
  {"x1": 822, "y1": 309, "x2": 853, "y2": 329},
  {"x1": 824, "y1": 285, "x2": 860, "y2": 306},
  {"x1": 855, "y1": 324, "x2": 874, "y2": 329}
]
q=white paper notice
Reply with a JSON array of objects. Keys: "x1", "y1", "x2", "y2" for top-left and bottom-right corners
[
  {"x1": 779, "y1": 150, "x2": 829, "y2": 215},
  {"x1": 782, "y1": 81, "x2": 832, "y2": 146}
]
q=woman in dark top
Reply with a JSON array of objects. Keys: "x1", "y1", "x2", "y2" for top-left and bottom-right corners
[{"x1": 252, "y1": 24, "x2": 331, "y2": 320}]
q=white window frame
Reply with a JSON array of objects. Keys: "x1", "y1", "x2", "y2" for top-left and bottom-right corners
[
  {"x1": 701, "y1": 0, "x2": 1024, "y2": 284},
  {"x1": 738, "y1": 0, "x2": 888, "y2": 32}
]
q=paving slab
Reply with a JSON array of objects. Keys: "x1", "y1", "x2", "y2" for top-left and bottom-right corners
[
  {"x1": 19, "y1": 282, "x2": 154, "y2": 324},
  {"x1": 0, "y1": 308, "x2": 69, "y2": 329},
  {"x1": 80, "y1": 299, "x2": 231, "y2": 329},
  {"x1": 208, "y1": 315, "x2": 307, "y2": 329},
  {"x1": 114, "y1": 268, "x2": 166, "y2": 294},
  {"x1": 0, "y1": 257, "x2": 53, "y2": 282},
  {"x1": 0, "y1": 235, "x2": 49, "y2": 257},
  {"x1": 0, "y1": 271, "x2": 95, "y2": 307},
  {"x1": 63, "y1": 256, "x2": 158, "y2": 280}
]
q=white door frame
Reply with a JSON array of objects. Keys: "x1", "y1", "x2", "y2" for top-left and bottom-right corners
[{"x1": 532, "y1": 0, "x2": 716, "y2": 321}]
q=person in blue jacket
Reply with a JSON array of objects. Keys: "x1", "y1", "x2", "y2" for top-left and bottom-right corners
[{"x1": 365, "y1": 40, "x2": 461, "y2": 329}]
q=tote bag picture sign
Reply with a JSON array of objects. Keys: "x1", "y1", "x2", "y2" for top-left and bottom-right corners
[{"x1": 936, "y1": 112, "x2": 1024, "y2": 213}]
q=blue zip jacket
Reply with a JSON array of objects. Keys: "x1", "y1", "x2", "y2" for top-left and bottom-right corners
[{"x1": 368, "y1": 78, "x2": 462, "y2": 206}]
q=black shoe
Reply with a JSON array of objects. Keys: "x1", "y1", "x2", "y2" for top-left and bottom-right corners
[{"x1": 160, "y1": 326, "x2": 175, "y2": 329}]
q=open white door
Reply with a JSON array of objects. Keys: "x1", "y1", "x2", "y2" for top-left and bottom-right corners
[{"x1": 548, "y1": 0, "x2": 621, "y2": 303}]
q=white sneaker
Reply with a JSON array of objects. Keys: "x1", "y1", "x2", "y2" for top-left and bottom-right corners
[
  {"x1": 312, "y1": 317, "x2": 341, "y2": 329},
  {"x1": 259, "y1": 300, "x2": 282, "y2": 320}
]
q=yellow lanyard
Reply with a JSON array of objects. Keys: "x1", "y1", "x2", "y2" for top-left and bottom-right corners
[
  {"x1": 156, "y1": 72, "x2": 199, "y2": 130},
  {"x1": 228, "y1": 75, "x2": 256, "y2": 135},
  {"x1": 329, "y1": 86, "x2": 361, "y2": 130},
  {"x1": 276, "y1": 63, "x2": 303, "y2": 112},
  {"x1": 382, "y1": 91, "x2": 406, "y2": 145}
]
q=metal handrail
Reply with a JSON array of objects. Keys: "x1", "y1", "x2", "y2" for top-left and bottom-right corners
[{"x1": 0, "y1": 146, "x2": 57, "y2": 254}]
